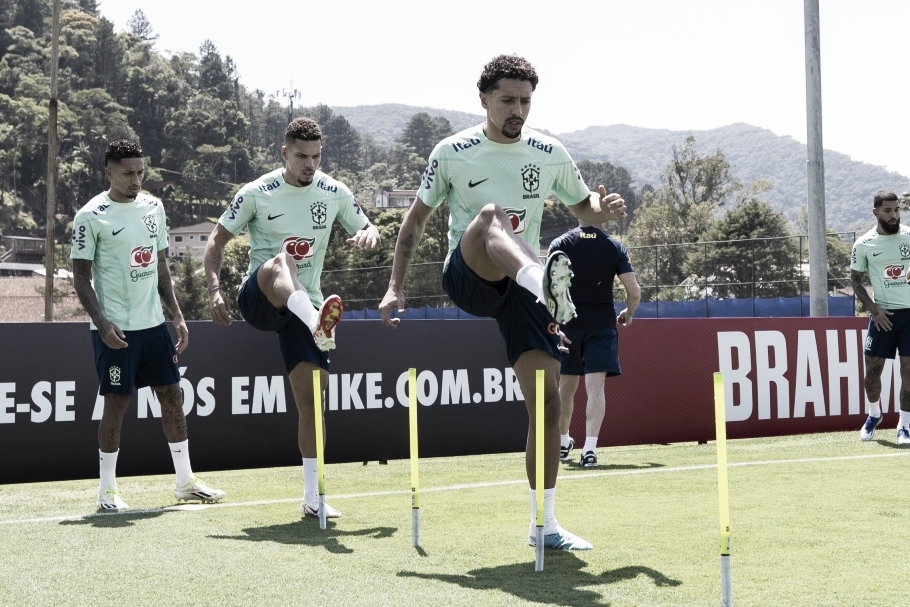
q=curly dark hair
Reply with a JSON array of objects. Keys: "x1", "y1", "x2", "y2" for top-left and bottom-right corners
[
  {"x1": 476, "y1": 54, "x2": 539, "y2": 93},
  {"x1": 104, "y1": 139, "x2": 143, "y2": 165},
  {"x1": 873, "y1": 189, "x2": 899, "y2": 207},
  {"x1": 285, "y1": 117, "x2": 322, "y2": 144}
]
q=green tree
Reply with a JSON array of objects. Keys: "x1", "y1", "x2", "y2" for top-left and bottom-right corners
[
  {"x1": 696, "y1": 195, "x2": 799, "y2": 298},
  {"x1": 171, "y1": 251, "x2": 209, "y2": 320},
  {"x1": 126, "y1": 9, "x2": 158, "y2": 43},
  {"x1": 397, "y1": 112, "x2": 452, "y2": 161}
]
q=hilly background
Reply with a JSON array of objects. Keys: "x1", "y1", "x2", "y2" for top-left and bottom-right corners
[{"x1": 332, "y1": 104, "x2": 910, "y2": 235}]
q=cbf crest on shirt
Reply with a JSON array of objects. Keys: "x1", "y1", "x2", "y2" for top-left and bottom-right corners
[
  {"x1": 419, "y1": 124, "x2": 590, "y2": 262},
  {"x1": 70, "y1": 192, "x2": 168, "y2": 331},
  {"x1": 218, "y1": 168, "x2": 369, "y2": 307}
]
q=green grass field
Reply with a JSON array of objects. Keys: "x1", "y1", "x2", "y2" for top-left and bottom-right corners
[{"x1": 1, "y1": 430, "x2": 906, "y2": 607}]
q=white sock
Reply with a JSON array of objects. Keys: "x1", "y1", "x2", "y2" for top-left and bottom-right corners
[
  {"x1": 99, "y1": 449, "x2": 119, "y2": 493},
  {"x1": 529, "y1": 488, "x2": 557, "y2": 533},
  {"x1": 899, "y1": 410, "x2": 910, "y2": 429},
  {"x1": 302, "y1": 457, "x2": 318, "y2": 504},
  {"x1": 287, "y1": 290, "x2": 317, "y2": 333},
  {"x1": 515, "y1": 263, "x2": 545, "y2": 301},
  {"x1": 169, "y1": 439, "x2": 194, "y2": 486},
  {"x1": 560, "y1": 433, "x2": 571, "y2": 449},
  {"x1": 868, "y1": 399, "x2": 882, "y2": 417},
  {"x1": 583, "y1": 436, "x2": 598, "y2": 454}
]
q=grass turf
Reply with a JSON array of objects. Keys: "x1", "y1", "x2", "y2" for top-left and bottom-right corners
[{"x1": 0, "y1": 430, "x2": 906, "y2": 606}]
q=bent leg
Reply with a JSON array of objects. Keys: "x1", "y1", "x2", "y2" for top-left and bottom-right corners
[
  {"x1": 459, "y1": 204, "x2": 542, "y2": 282},
  {"x1": 257, "y1": 252, "x2": 307, "y2": 309},
  {"x1": 514, "y1": 349, "x2": 562, "y2": 489}
]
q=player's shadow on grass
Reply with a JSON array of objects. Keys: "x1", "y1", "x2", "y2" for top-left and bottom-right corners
[
  {"x1": 210, "y1": 521, "x2": 396, "y2": 554},
  {"x1": 399, "y1": 552, "x2": 680, "y2": 607},
  {"x1": 876, "y1": 438, "x2": 910, "y2": 449},
  {"x1": 59, "y1": 509, "x2": 170, "y2": 528}
]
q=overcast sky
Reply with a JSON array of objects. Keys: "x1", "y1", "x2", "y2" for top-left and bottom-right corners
[{"x1": 98, "y1": 0, "x2": 910, "y2": 179}]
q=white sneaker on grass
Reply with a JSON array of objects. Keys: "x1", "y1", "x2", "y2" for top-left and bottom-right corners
[
  {"x1": 528, "y1": 524, "x2": 592, "y2": 550},
  {"x1": 174, "y1": 477, "x2": 226, "y2": 503},
  {"x1": 97, "y1": 486, "x2": 129, "y2": 512},
  {"x1": 301, "y1": 501, "x2": 342, "y2": 519}
]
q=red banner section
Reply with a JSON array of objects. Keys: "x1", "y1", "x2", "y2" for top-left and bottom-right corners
[
  {"x1": 0, "y1": 317, "x2": 884, "y2": 483},
  {"x1": 571, "y1": 317, "x2": 886, "y2": 446}
]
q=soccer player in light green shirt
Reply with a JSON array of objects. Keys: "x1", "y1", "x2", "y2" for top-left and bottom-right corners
[
  {"x1": 380, "y1": 55, "x2": 627, "y2": 551},
  {"x1": 851, "y1": 189, "x2": 910, "y2": 444},
  {"x1": 72, "y1": 139, "x2": 224, "y2": 511},
  {"x1": 204, "y1": 118, "x2": 380, "y2": 520}
]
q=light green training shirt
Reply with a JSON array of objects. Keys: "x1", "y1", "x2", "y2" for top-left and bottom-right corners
[
  {"x1": 418, "y1": 123, "x2": 591, "y2": 263},
  {"x1": 71, "y1": 192, "x2": 168, "y2": 330},
  {"x1": 851, "y1": 224, "x2": 910, "y2": 309},
  {"x1": 218, "y1": 168, "x2": 369, "y2": 308}
]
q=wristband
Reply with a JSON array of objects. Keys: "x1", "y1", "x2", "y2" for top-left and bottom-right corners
[{"x1": 210, "y1": 286, "x2": 221, "y2": 295}]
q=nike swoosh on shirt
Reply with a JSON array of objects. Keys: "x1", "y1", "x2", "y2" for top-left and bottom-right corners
[
  {"x1": 112, "y1": 227, "x2": 125, "y2": 235},
  {"x1": 268, "y1": 214, "x2": 285, "y2": 220},
  {"x1": 872, "y1": 251, "x2": 884, "y2": 256},
  {"x1": 468, "y1": 178, "x2": 489, "y2": 188}
]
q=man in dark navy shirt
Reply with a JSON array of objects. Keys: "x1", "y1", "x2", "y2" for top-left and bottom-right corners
[{"x1": 549, "y1": 221, "x2": 641, "y2": 467}]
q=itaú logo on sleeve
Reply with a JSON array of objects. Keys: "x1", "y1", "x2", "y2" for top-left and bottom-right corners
[
  {"x1": 281, "y1": 236, "x2": 316, "y2": 261},
  {"x1": 130, "y1": 245, "x2": 155, "y2": 268},
  {"x1": 503, "y1": 208, "x2": 526, "y2": 234}
]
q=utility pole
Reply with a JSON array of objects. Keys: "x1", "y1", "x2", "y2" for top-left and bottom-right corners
[
  {"x1": 804, "y1": 0, "x2": 828, "y2": 316},
  {"x1": 279, "y1": 85, "x2": 301, "y2": 123},
  {"x1": 44, "y1": 0, "x2": 60, "y2": 321}
]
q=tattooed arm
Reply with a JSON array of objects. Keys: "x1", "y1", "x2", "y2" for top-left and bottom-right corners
[
  {"x1": 157, "y1": 249, "x2": 188, "y2": 353},
  {"x1": 379, "y1": 198, "x2": 435, "y2": 328}
]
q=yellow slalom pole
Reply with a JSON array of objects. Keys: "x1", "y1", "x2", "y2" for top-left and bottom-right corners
[
  {"x1": 534, "y1": 369, "x2": 545, "y2": 572},
  {"x1": 409, "y1": 368, "x2": 420, "y2": 547},
  {"x1": 313, "y1": 369, "x2": 326, "y2": 530},
  {"x1": 713, "y1": 372, "x2": 732, "y2": 606}
]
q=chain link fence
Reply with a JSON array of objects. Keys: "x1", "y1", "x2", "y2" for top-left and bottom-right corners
[{"x1": 319, "y1": 233, "x2": 858, "y2": 316}]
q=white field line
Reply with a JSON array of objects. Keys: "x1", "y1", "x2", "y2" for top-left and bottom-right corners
[{"x1": 2, "y1": 449, "x2": 908, "y2": 526}]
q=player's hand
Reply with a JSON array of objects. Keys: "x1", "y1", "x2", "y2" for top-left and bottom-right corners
[
  {"x1": 871, "y1": 304, "x2": 893, "y2": 331},
  {"x1": 347, "y1": 225, "x2": 380, "y2": 250},
  {"x1": 379, "y1": 288, "x2": 403, "y2": 328},
  {"x1": 173, "y1": 317, "x2": 189, "y2": 354},
  {"x1": 557, "y1": 328, "x2": 572, "y2": 354},
  {"x1": 617, "y1": 308, "x2": 634, "y2": 327},
  {"x1": 598, "y1": 185, "x2": 626, "y2": 221},
  {"x1": 99, "y1": 319, "x2": 128, "y2": 349},
  {"x1": 210, "y1": 290, "x2": 233, "y2": 327}
]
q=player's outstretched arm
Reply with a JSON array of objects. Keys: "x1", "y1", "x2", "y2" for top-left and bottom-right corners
[
  {"x1": 570, "y1": 185, "x2": 627, "y2": 224},
  {"x1": 380, "y1": 198, "x2": 434, "y2": 329},
  {"x1": 203, "y1": 224, "x2": 236, "y2": 327}
]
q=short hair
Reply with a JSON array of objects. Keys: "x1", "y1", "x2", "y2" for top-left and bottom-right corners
[
  {"x1": 285, "y1": 118, "x2": 322, "y2": 145},
  {"x1": 104, "y1": 140, "x2": 142, "y2": 165},
  {"x1": 874, "y1": 189, "x2": 899, "y2": 207},
  {"x1": 477, "y1": 54, "x2": 539, "y2": 94}
]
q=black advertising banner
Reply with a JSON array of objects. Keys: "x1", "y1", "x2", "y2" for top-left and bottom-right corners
[{"x1": 0, "y1": 320, "x2": 528, "y2": 483}]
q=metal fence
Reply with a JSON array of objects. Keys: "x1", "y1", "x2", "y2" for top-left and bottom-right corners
[{"x1": 320, "y1": 233, "x2": 858, "y2": 316}]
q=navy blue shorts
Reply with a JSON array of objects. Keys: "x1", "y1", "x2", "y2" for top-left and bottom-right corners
[
  {"x1": 237, "y1": 265, "x2": 329, "y2": 374},
  {"x1": 442, "y1": 241, "x2": 560, "y2": 365},
  {"x1": 560, "y1": 328, "x2": 621, "y2": 376},
  {"x1": 864, "y1": 308, "x2": 910, "y2": 359},
  {"x1": 91, "y1": 323, "x2": 180, "y2": 395}
]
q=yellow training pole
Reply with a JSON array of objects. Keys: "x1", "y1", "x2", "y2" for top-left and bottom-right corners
[
  {"x1": 409, "y1": 368, "x2": 420, "y2": 547},
  {"x1": 535, "y1": 369, "x2": 545, "y2": 572},
  {"x1": 313, "y1": 369, "x2": 326, "y2": 530},
  {"x1": 713, "y1": 372, "x2": 732, "y2": 606}
]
